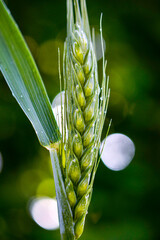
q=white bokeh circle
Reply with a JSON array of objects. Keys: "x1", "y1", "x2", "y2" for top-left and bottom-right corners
[
  {"x1": 100, "y1": 133, "x2": 135, "y2": 171},
  {"x1": 52, "y1": 91, "x2": 68, "y2": 140},
  {"x1": 95, "y1": 33, "x2": 106, "y2": 61},
  {"x1": 29, "y1": 197, "x2": 59, "y2": 230}
]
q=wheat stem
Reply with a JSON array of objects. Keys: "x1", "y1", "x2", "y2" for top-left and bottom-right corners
[{"x1": 50, "y1": 149, "x2": 75, "y2": 240}]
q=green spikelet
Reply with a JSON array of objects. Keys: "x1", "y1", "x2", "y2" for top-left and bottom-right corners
[
  {"x1": 77, "y1": 169, "x2": 91, "y2": 196},
  {"x1": 61, "y1": 0, "x2": 110, "y2": 239},
  {"x1": 66, "y1": 179, "x2": 77, "y2": 207},
  {"x1": 74, "y1": 214, "x2": 86, "y2": 239},
  {"x1": 74, "y1": 193, "x2": 89, "y2": 220}
]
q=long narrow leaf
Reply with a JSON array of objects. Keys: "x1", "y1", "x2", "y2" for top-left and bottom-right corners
[{"x1": 0, "y1": 0, "x2": 61, "y2": 147}]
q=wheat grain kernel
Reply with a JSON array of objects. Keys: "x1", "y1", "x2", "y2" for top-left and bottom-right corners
[
  {"x1": 74, "y1": 109, "x2": 85, "y2": 133},
  {"x1": 82, "y1": 126, "x2": 94, "y2": 147},
  {"x1": 74, "y1": 214, "x2": 86, "y2": 239},
  {"x1": 84, "y1": 101, "x2": 95, "y2": 122},
  {"x1": 83, "y1": 51, "x2": 92, "y2": 75},
  {"x1": 74, "y1": 28, "x2": 88, "y2": 53},
  {"x1": 66, "y1": 179, "x2": 77, "y2": 207},
  {"x1": 73, "y1": 134, "x2": 83, "y2": 158},
  {"x1": 74, "y1": 194, "x2": 89, "y2": 220},
  {"x1": 84, "y1": 75, "x2": 94, "y2": 97},
  {"x1": 80, "y1": 149, "x2": 92, "y2": 171},
  {"x1": 73, "y1": 42, "x2": 84, "y2": 64},
  {"x1": 75, "y1": 64, "x2": 85, "y2": 86},
  {"x1": 77, "y1": 171, "x2": 90, "y2": 196},
  {"x1": 76, "y1": 85, "x2": 86, "y2": 108},
  {"x1": 68, "y1": 158, "x2": 81, "y2": 184}
]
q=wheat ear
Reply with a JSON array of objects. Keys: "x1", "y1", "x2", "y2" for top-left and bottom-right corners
[{"x1": 61, "y1": 0, "x2": 110, "y2": 239}]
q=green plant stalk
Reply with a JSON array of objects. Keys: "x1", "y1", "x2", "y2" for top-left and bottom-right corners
[{"x1": 50, "y1": 149, "x2": 75, "y2": 240}]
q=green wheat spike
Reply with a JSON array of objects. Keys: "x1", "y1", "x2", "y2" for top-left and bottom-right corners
[{"x1": 61, "y1": 0, "x2": 110, "y2": 238}]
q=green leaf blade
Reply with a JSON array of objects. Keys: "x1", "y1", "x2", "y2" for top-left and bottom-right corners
[{"x1": 0, "y1": 0, "x2": 61, "y2": 147}]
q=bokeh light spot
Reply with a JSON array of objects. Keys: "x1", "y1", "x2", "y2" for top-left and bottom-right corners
[
  {"x1": 52, "y1": 91, "x2": 65, "y2": 109},
  {"x1": 20, "y1": 169, "x2": 44, "y2": 197},
  {"x1": 29, "y1": 197, "x2": 59, "y2": 230},
  {"x1": 24, "y1": 36, "x2": 38, "y2": 58},
  {"x1": 95, "y1": 33, "x2": 106, "y2": 61},
  {"x1": 52, "y1": 91, "x2": 67, "y2": 139},
  {"x1": 37, "y1": 40, "x2": 63, "y2": 76},
  {"x1": 100, "y1": 133, "x2": 135, "y2": 171},
  {"x1": 36, "y1": 178, "x2": 56, "y2": 198}
]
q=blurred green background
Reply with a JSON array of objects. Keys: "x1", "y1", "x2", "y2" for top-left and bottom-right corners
[{"x1": 0, "y1": 0, "x2": 160, "y2": 239}]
